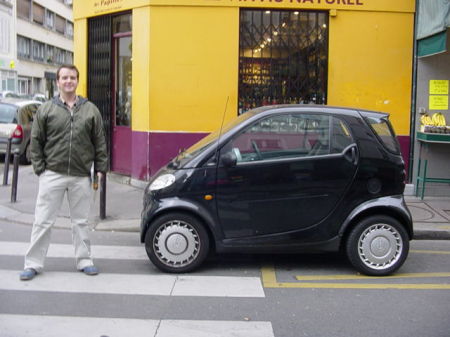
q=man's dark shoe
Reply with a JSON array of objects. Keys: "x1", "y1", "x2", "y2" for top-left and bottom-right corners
[
  {"x1": 82, "y1": 266, "x2": 99, "y2": 276},
  {"x1": 20, "y1": 268, "x2": 37, "y2": 281}
]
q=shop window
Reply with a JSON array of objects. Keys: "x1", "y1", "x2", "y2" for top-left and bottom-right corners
[
  {"x1": 112, "y1": 14, "x2": 132, "y2": 128},
  {"x1": 112, "y1": 13, "x2": 132, "y2": 34},
  {"x1": 239, "y1": 10, "x2": 328, "y2": 114},
  {"x1": 33, "y1": 78, "x2": 42, "y2": 93},
  {"x1": 88, "y1": 14, "x2": 113, "y2": 155},
  {"x1": 18, "y1": 78, "x2": 31, "y2": 95},
  {"x1": 17, "y1": 0, "x2": 31, "y2": 20},
  {"x1": 32, "y1": 3, "x2": 45, "y2": 25}
]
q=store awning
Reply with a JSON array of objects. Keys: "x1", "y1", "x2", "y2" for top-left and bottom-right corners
[
  {"x1": 416, "y1": 0, "x2": 450, "y2": 58},
  {"x1": 418, "y1": 30, "x2": 447, "y2": 58}
]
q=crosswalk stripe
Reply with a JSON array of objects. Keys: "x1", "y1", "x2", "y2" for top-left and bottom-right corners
[
  {"x1": 0, "y1": 314, "x2": 275, "y2": 337},
  {"x1": 0, "y1": 269, "x2": 265, "y2": 297},
  {"x1": 0, "y1": 241, "x2": 148, "y2": 260}
]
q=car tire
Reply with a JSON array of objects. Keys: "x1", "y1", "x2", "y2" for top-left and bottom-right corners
[
  {"x1": 144, "y1": 212, "x2": 210, "y2": 273},
  {"x1": 345, "y1": 215, "x2": 409, "y2": 276}
]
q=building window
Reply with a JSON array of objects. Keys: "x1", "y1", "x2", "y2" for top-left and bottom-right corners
[
  {"x1": 45, "y1": 10, "x2": 55, "y2": 29},
  {"x1": 46, "y1": 45, "x2": 55, "y2": 64},
  {"x1": 0, "y1": 17, "x2": 10, "y2": 54},
  {"x1": 17, "y1": 0, "x2": 31, "y2": 20},
  {"x1": 32, "y1": 2, "x2": 45, "y2": 25},
  {"x1": 1, "y1": 70, "x2": 17, "y2": 91},
  {"x1": 17, "y1": 36, "x2": 31, "y2": 59},
  {"x1": 32, "y1": 40, "x2": 45, "y2": 62},
  {"x1": 66, "y1": 21, "x2": 74, "y2": 37},
  {"x1": 55, "y1": 47, "x2": 65, "y2": 64},
  {"x1": 238, "y1": 9, "x2": 328, "y2": 114},
  {"x1": 33, "y1": 77, "x2": 42, "y2": 93},
  {"x1": 55, "y1": 15, "x2": 65, "y2": 34},
  {"x1": 66, "y1": 51, "x2": 73, "y2": 64},
  {"x1": 18, "y1": 77, "x2": 31, "y2": 95}
]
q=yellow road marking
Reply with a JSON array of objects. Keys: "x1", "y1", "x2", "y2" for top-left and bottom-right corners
[
  {"x1": 261, "y1": 265, "x2": 450, "y2": 290},
  {"x1": 296, "y1": 272, "x2": 450, "y2": 281},
  {"x1": 411, "y1": 249, "x2": 450, "y2": 255}
]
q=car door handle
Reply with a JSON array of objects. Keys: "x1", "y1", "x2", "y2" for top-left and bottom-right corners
[{"x1": 344, "y1": 145, "x2": 358, "y2": 165}]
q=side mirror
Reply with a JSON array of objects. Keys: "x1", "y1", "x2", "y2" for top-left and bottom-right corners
[{"x1": 220, "y1": 152, "x2": 237, "y2": 168}]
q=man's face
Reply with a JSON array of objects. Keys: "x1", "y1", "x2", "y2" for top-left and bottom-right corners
[{"x1": 57, "y1": 68, "x2": 78, "y2": 96}]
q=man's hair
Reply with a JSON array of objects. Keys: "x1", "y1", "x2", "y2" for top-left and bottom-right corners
[{"x1": 56, "y1": 64, "x2": 79, "y2": 80}]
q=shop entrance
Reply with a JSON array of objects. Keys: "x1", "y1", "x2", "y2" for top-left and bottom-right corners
[
  {"x1": 239, "y1": 10, "x2": 328, "y2": 113},
  {"x1": 88, "y1": 13, "x2": 132, "y2": 176},
  {"x1": 111, "y1": 14, "x2": 132, "y2": 175}
]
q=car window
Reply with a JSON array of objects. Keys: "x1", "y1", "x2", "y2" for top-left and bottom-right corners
[
  {"x1": 0, "y1": 104, "x2": 17, "y2": 123},
  {"x1": 364, "y1": 116, "x2": 400, "y2": 154},
  {"x1": 331, "y1": 118, "x2": 354, "y2": 153},
  {"x1": 224, "y1": 113, "x2": 353, "y2": 163}
]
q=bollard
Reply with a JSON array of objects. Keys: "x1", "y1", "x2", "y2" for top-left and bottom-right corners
[
  {"x1": 2, "y1": 138, "x2": 12, "y2": 185},
  {"x1": 100, "y1": 173, "x2": 106, "y2": 219},
  {"x1": 10, "y1": 152, "x2": 20, "y2": 203}
]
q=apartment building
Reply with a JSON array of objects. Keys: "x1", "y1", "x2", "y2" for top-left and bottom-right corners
[
  {"x1": 16, "y1": 0, "x2": 73, "y2": 97},
  {"x1": 0, "y1": 0, "x2": 16, "y2": 93}
]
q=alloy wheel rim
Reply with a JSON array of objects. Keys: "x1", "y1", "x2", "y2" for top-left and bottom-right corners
[{"x1": 358, "y1": 224, "x2": 403, "y2": 270}]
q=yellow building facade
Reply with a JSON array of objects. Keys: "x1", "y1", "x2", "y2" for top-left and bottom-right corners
[{"x1": 74, "y1": 0, "x2": 415, "y2": 180}]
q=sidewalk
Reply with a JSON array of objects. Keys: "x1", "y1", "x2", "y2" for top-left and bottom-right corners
[{"x1": 0, "y1": 165, "x2": 449, "y2": 240}]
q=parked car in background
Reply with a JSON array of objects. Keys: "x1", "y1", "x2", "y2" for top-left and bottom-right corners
[
  {"x1": 0, "y1": 98, "x2": 41, "y2": 164},
  {"x1": 0, "y1": 91, "x2": 20, "y2": 100},
  {"x1": 16, "y1": 93, "x2": 47, "y2": 102},
  {"x1": 141, "y1": 105, "x2": 413, "y2": 276},
  {"x1": 32, "y1": 94, "x2": 47, "y2": 102}
]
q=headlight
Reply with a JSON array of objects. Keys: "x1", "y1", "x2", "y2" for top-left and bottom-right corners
[{"x1": 149, "y1": 174, "x2": 176, "y2": 191}]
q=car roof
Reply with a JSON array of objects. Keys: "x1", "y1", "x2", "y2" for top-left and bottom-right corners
[
  {"x1": 0, "y1": 98, "x2": 42, "y2": 107},
  {"x1": 246, "y1": 104, "x2": 389, "y2": 119}
]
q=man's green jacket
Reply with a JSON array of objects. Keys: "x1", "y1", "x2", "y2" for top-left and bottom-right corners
[{"x1": 30, "y1": 96, "x2": 108, "y2": 177}]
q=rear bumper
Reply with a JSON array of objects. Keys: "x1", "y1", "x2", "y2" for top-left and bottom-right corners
[{"x1": 0, "y1": 138, "x2": 25, "y2": 155}]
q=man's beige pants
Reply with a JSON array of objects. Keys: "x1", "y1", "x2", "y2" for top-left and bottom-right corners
[{"x1": 24, "y1": 170, "x2": 94, "y2": 272}]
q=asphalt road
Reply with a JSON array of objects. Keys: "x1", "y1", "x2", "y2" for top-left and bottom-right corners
[{"x1": 1, "y1": 220, "x2": 449, "y2": 337}]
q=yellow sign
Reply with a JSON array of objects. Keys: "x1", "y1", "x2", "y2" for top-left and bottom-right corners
[
  {"x1": 430, "y1": 80, "x2": 449, "y2": 95},
  {"x1": 74, "y1": 0, "x2": 415, "y2": 19},
  {"x1": 429, "y1": 95, "x2": 449, "y2": 110}
]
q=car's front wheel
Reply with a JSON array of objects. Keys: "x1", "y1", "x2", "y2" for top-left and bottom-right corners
[
  {"x1": 144, "y1": 212, "x2": 210, "y2": 273},
  {"x1": 346, "y1": 215, "x2": 409, "y2": 276}
]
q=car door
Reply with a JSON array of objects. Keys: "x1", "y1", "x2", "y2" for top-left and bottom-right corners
[{"x1": 215, "y1": 111, "x2": 358, "y2": 239}]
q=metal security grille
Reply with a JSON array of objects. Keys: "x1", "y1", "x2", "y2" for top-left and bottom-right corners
[
  {"x1": 88, "y1": 15, "x2": 112, "y2": 161},
  {"x1": 239, "y1": 10, "x2": 328, "y2": 114}
]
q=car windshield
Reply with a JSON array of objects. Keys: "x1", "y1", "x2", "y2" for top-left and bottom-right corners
[
  {"x1": 0, "y1": 104, "x2": 17, "y2": 123},
  {"x1": 172, "y1": 111, "x2": 257, "y2": 167}
]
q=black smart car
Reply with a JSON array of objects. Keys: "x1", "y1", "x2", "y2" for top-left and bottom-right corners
[{"x1": 141, "y1": 105, "x2": 413, "y2": 276}]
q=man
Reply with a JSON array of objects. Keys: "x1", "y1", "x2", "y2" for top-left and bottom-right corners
[{"x1": 20, "y1": 64, "x2": 108, "y2": 281}]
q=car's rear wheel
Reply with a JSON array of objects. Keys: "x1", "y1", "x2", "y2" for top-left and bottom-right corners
[
  {"x1": 144, "y1": 212, "x2": 209, "y2": 273},
  {"x1": 345, "y1": 215, "x2": 409, "y2": 276}
]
